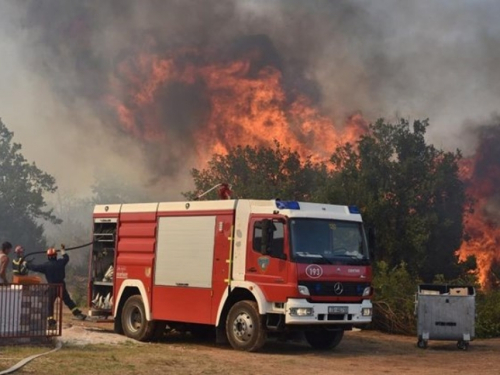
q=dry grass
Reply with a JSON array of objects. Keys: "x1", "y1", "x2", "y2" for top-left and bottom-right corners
[{"x1": 2, "y1": 319, "x2": 500, "y2": 375}]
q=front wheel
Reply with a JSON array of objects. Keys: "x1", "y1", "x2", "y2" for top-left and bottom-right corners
[
  {"x1": 121, "y1": 295, "x2": 156, "y2": 341},
  {"x1": 226, "y1": 300, "x2": 267, "y2": 352},
  {"x1": 457, "y1": 340, "x2": 469, "y2": 350},
  {"x1": 305, "y1": 329, "x2": 344, "y2": 350},
  {"x1": 417, "y1": 339, "x2": 428, "y2": 349}
]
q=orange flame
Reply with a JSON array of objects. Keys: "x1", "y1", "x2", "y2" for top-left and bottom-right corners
[
  {"x1": 107, "y1": 48, "x2": 367, "y2": 166},
  {"x1": 458, "y1": 157, "x2": 500, "y2": 289}
]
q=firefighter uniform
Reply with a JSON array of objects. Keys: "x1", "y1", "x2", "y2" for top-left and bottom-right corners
[
  {"x1": 27, "y1": 247, "x2": 86, "y2": 325},
  {"x1": 12, "y1": 257, "x2": 28, "y2": 275},
  {"x1": 12, "y1": 245, "x2": 28, "y2": 276}
]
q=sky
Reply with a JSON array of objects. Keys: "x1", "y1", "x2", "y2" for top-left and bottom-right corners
[{"x1": 0, "y1": 0, "x2": 499, "y2": 199}]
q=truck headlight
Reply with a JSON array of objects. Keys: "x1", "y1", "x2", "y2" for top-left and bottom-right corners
[
  {"x1": 289, "y1": 307, "x2": 314, "y2": 316},
  {"x1": 362, "y1": 286, "x2": 372, "y2": 296},
  {"x1": 362, "y1": 308, "x2": 372, "y2": 316},
  {"x1": 298, "y1": 285, "x2": 310, "y2": 296}
]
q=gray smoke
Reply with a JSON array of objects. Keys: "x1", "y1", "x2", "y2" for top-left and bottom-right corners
[
  {"x1": 464, "y1": 116, "x2": 500, "y2": 222},
  {"x1": 0, "y1": 0, "x2": 499, "y2": 197}
]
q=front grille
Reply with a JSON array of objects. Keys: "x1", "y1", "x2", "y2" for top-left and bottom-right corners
[{"x1": 300, "y1": 281, "x2": 370, "y2": 297}]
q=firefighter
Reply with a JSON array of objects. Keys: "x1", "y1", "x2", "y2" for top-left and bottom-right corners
[
  {"x1": 12, "y1": 245, "x2": 29, "y2": 276},
  {"x1": 0, "y1": 241, "x2": 12, "y2": 285},
  {"x1": 27, "y1": 245, "x2": 87, "y2": 326}
]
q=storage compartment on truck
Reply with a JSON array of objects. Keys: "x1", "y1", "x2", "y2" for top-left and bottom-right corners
[{"x1": 90, "y1": 220, "x2": 117, "y2": 317}]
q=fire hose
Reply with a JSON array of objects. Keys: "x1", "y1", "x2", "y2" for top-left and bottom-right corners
[
  {"x1": 17, "y1": 241, "x2": 95, "y2": 273},
  {"x1": 0, "y1": 340, "x2": 62, "y2": 375}
]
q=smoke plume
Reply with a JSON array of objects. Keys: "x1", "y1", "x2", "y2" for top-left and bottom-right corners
[{"x1": 0, "y1": 0, "x2": 499, "y2": 197}]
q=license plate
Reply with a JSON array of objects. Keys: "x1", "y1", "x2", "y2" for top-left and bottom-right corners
[{"x1": 328, "y1": 306, "x2": 348, "y2": 314}]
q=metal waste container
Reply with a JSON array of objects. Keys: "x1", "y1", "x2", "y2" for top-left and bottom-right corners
[{"x1": 415, "y1": 284, "x2": 475, "y2": 350}]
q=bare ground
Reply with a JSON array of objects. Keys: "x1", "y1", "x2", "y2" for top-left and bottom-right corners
[{"x1": 1, "y1": 317, "x2": 499, "y2": 375}]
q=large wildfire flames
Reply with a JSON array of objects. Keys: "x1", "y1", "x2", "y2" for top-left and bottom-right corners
[
  {"x1": 107, "y1": 40, "x2": 499, "y2": 289},
  {"x1": 458, "y1": 126, "x2": 500, "y2": 289},
  {"x1": 107, "y1": 41, "x2": 366, "y2": 166}
]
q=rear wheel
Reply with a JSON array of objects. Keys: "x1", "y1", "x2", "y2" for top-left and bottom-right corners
[
  {"x1": 457, "y1": 340, "x2": 469, "y2": 350},
  {"x1": 121, "y1": 295, "x2": 156, "y2": 341},
  {"x1": 226, "y1": 300, "x2": 267, "y2": 352},
  {"x1": 417, "y1": 336, "x2": 428, "y2": 349},
  {"x1": 305, "y1": 329, "x2": 344, "y2": 350}
]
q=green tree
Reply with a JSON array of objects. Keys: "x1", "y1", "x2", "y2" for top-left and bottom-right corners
[
  {"x1": 328, "y1": 119, "x2": 467, "y2": 281},
  {"x1": 184, "y1": 141, "x2": 328, "y2": 201},
  {"x1": 0, "y1": 118, "x2": 60, "y2": 254}
]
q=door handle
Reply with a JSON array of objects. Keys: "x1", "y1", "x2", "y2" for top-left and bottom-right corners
[{"x1": 247, "y1": 267, "x2": 257, "y2": 272}]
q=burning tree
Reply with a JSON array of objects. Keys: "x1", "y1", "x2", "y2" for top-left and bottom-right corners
[
  {"x1": 458, "y1": 120, "x2": 500, "y2": 290},
  {"x1": 0, "y1": 118, "x2": 60, "y2": 253}
]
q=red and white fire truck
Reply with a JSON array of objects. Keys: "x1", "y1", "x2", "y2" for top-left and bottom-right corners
[{"x1": 88, "y1": 199, "x2": 374, "y2": 351}]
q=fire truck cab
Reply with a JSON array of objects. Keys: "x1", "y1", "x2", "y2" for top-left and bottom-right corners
[{"x1": 89, "y1": 199, "x2": 373, "y2": 351}]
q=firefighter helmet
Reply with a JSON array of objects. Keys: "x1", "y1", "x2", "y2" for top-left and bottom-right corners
[
  {"x1": 47, "y1": 248, "x2": 57, "y2": 258},
  {"x1": 14, "y1": 245, "x2": 24, "y2": 255}
]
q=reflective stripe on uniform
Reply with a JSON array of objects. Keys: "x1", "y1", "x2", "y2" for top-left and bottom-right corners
[{"x1": 12, "y1": 258, "x2": 28, "y2": 275}]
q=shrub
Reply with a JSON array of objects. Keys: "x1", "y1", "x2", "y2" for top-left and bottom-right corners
[
  {"x1": 476, "y1": 289, "x2": 500, "y2": 338},
  {"x1": 371, "y1": 261, "x2": 419, "y2": 335}
]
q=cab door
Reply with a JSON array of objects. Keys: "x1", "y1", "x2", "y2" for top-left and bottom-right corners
[{"x1": 245, "y1": 216, "x2": 293, "y2": 302}]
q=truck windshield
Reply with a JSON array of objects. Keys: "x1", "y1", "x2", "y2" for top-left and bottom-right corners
[{"x1": 290, "y1": 218, "x2": 370, "y2": 265}]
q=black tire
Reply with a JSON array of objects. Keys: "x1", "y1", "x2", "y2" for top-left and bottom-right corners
[
  {"x1": 305, "y1": 329, "x2": 344, "y2": 350},
  {"x1": 457, "y1": 340, "x2": 469, "y2": 350},
  {"x1": 226, "y1": 300, "x2": 267, "y2": 352},
  {"x1": 114, "y1": 317, "x2": 124, "y2": 334},
  {"x1": 417, "y1": 339, "x2": 428, "y2": 349},
  {"x1": 121, "y1": 295, "x2": 156, "y2": 341}
]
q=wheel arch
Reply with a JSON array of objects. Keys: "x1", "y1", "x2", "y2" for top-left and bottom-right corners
[
  {"x1": 114, "y1": 280, "x2": 151, "y2": 321},
  {"x1": 215, "y1": 281, "x2": 268, "y2": 327}
]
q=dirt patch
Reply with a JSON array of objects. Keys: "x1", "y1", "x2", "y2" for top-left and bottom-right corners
[
  {"x1": 48, "y1": 318, "x2": 500, "y2": 375},
  {"x1": 57, "y1": 322, "x2": 134, "y2": 346}
]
